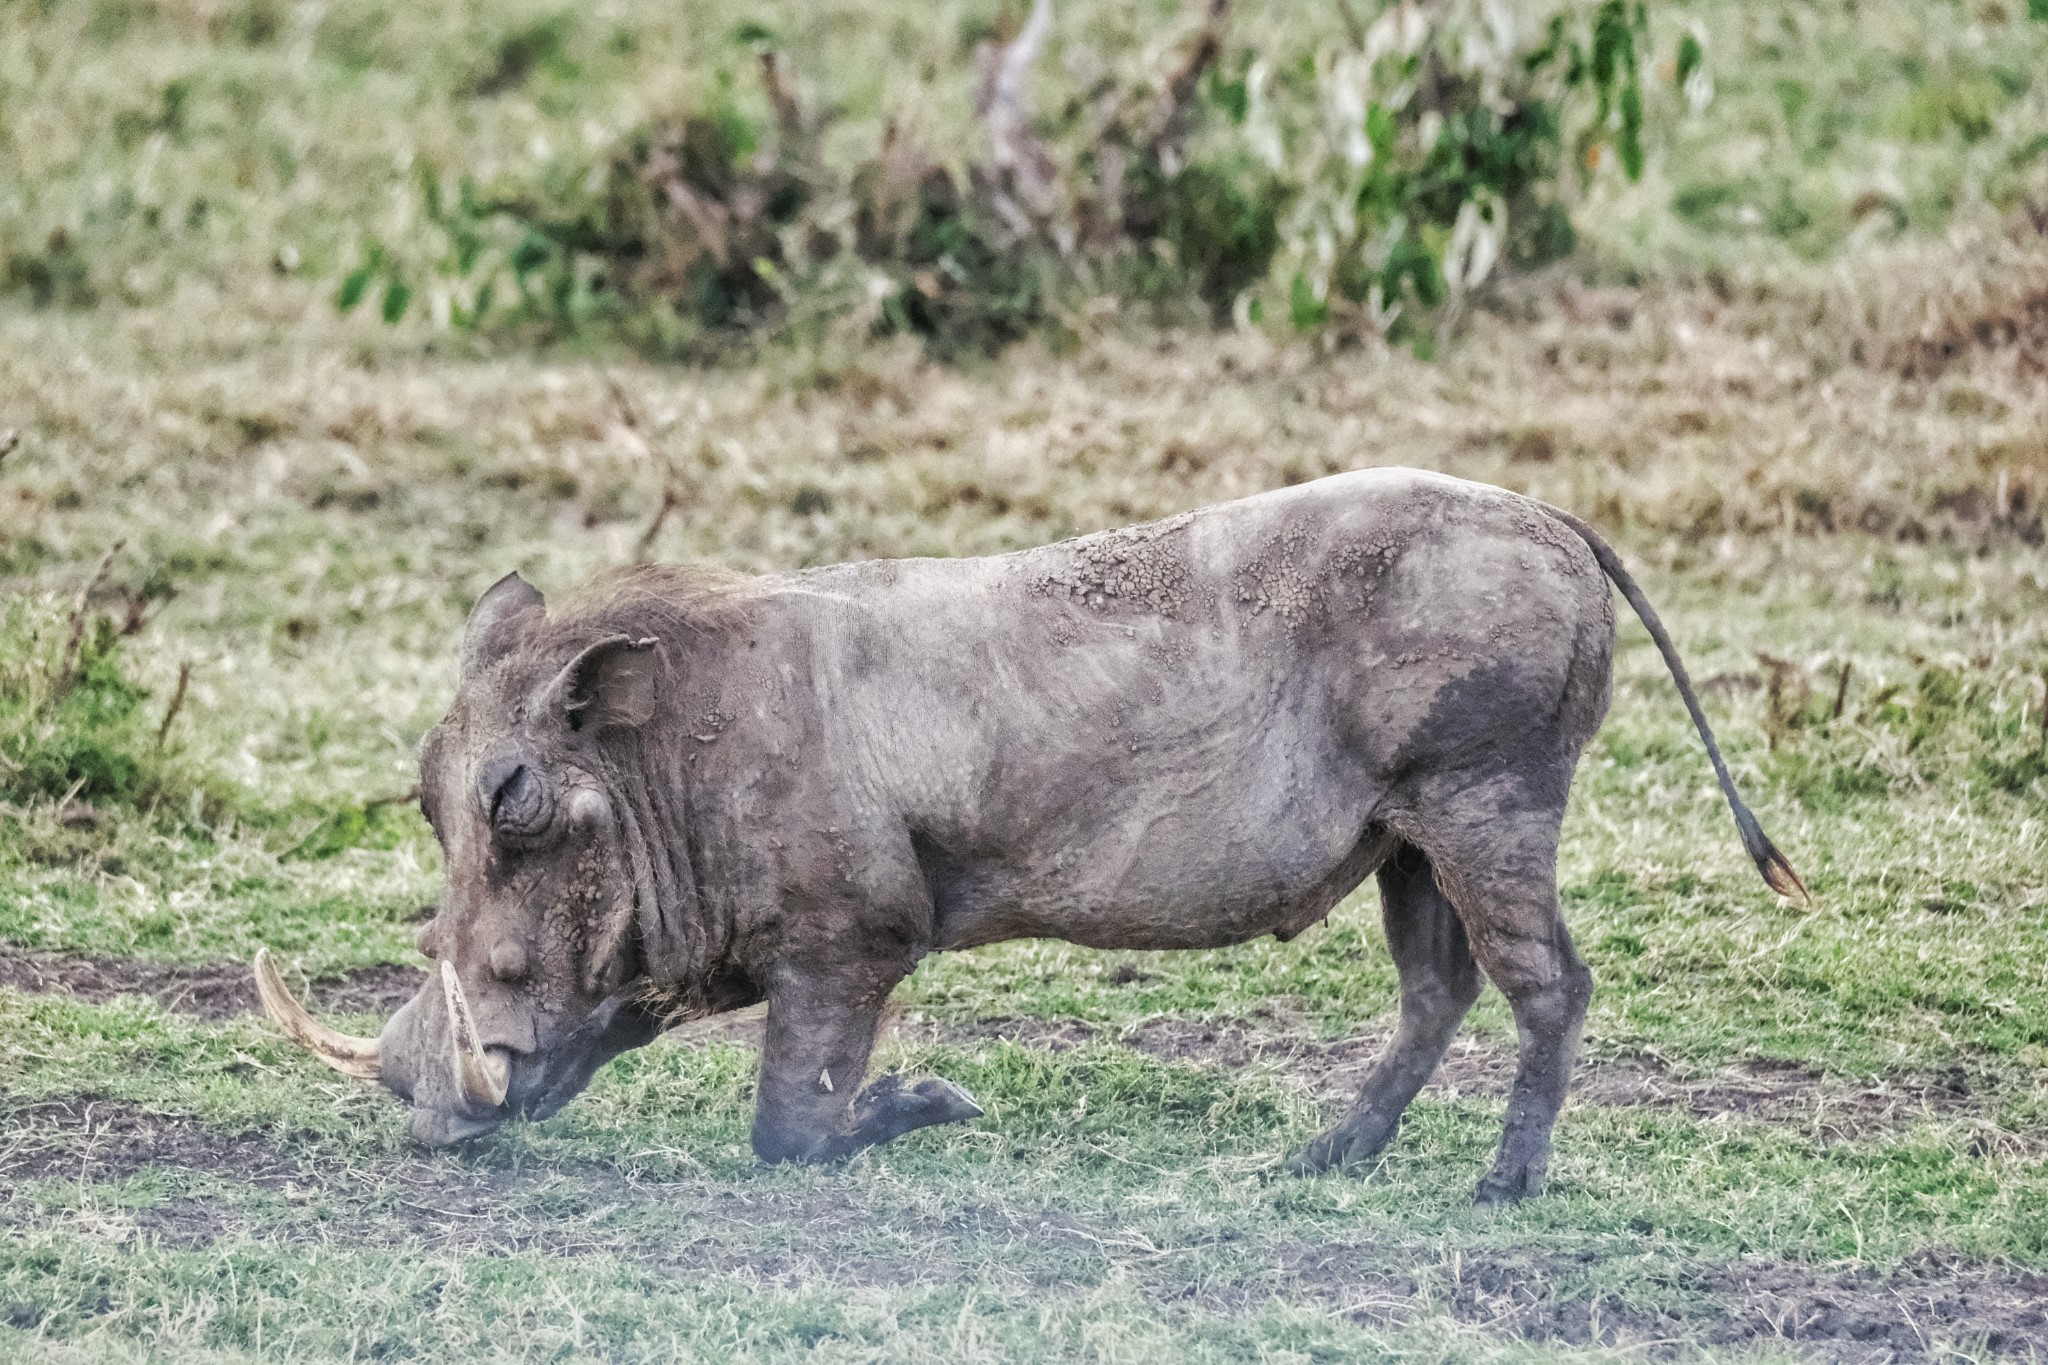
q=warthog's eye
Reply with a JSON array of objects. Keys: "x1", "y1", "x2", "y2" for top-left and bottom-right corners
[{"x1": 479, "y1": 756, "x2": 556, "y2": 840}]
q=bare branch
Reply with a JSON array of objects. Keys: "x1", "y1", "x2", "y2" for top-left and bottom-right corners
[
  {"x1": 155, "y1": 661, "x2": 192, "y2": 748},
  {"x1": 759, "y1": 50, "x2": 807, "y2": 160},
  {"x1": 663, "y1": 179, "x2": 732, "y2": 266},
  {"x1": 604, "y1": 369, "x2": 688, "y2": 564},
  {"x1": 1335, "y1": 0, "x2": 1367, "y2": 49},
  {"x1": 976, "y1": 0, "x2": 1064, "y2": 246},
  {"x1": 633, "y1": 487, "x2": 682, "y2": 562},
  {"x1": 601, "y1": 368, "x2": 651, "y2": 436}
]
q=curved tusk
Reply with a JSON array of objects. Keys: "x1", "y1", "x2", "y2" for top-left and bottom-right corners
[
  {"x1": 440, "y1": 960, "x2": 510, "y2": 1109},
  {"x1": 252, "y1": 948, "x2": 381, "y2": 1080}
]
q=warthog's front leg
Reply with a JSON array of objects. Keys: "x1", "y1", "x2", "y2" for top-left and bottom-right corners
[{"x1": 751, "y1": 958, "x2": 981, "y2": 1164}]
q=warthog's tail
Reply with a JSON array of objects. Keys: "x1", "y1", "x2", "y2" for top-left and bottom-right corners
[{"x1": 1543, "y1": 506, "x2": 1810, "y2": 902}]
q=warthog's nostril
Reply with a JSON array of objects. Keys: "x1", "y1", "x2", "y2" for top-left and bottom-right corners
[{"x1": 489, "y1": 938, "x2": 529, "y2": 983}]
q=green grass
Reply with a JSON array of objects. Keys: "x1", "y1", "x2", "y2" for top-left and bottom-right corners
[
  {"x1": 4, "y1": 0, "x2": 2048, "y2": 1359},
  {"x1": 3, "y1": 535, "x2": 2045, "y2": 1358}
]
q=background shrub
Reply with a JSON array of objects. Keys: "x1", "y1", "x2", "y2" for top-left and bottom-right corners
[{"x1": 336, "y1": 0, "x2": 1684, "y2": 356}]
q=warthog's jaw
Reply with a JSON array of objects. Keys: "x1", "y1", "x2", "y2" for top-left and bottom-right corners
[
  {"x1": 409, "y1": 1105, "x2": 504, "y2": 1146},
  {"x1": 511, "y1": 990, "x2": 666, "y2": 1123}
]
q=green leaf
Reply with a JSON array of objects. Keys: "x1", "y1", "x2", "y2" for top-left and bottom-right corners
[
  {"x1": 1619, "y1": 85, "x2": 1645, "y2": 179},
  {"x1": 2030, "y1": 0, "x2": 2046, "y2": 19},
  {"x1": 416, "y1": 163, "x2": 444, "y2": 223},
  {"x1": 380, "y1": 276, "x2": 412, "y2": 324},
  {"x1": 1365, "y1": 102, "x2": 1396, "y2": 161},
  {"x1": 510, "y1": 231, "x2": 553, "y2": 277},
  {"x1": 1524, "y1": 15, "x2": 1566, "y2": 73},
  {"x1": 1208, "y1": 71, "x2": 1249, "y2": 124},
  {"x1": 1592, "y1": 0, "x2": 1624, "y2": 87},
  {"x1": 452, "y1": 229, "x2": 484, "y2": 277},
  {"x1": 1288, "y1": 274, "x2": 1327, "y2": 330},
  {"x1": 335, "y1": 264, "x2": 373, "y2": 312},
  {"x1": 335, "y1": 243, "x2": 383, "y2": 312},
  {"x1": 1676, "y1": 33, "x2": 1704, "y2": 86}
]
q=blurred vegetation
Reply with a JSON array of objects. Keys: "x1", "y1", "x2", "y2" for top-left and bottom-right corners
[
  {"x1": 0, "y1": 583, "x2": 181, "y2": 812},
  {"x1": 5, "y1": 0, "x2": 2040, "y2": 359},
  {"x1": 332, "y1": 0, "x2": 1677, "y2": 356}
]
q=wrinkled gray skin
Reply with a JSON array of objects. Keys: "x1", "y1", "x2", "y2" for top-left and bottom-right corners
[{"x1": 378, "y1": 469, "x2": 1800, "y2": 1200}]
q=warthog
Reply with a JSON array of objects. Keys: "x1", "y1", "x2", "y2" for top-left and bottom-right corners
[{"x1": 256, "y1": 468, "x2": 1801, "y2": 1201}]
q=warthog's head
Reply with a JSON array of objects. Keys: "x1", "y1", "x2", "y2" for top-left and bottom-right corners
[{"x1": 255, "y1": 572, "x2": 674, "y2": 1145}]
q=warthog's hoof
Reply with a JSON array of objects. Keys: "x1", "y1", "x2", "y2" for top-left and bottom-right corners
[
  {"x1": 1473, "y1": 1158, "x2": 1546, "y2": 1205},
  {"x1": 853, "y1": 1073, "x2": 983, "y2": 1128},
  {"x1": 1281, "y1": 1116, "x2": 1400, "y2": 1177},
  {"x1": 914, "y1": 1077, "x2": 984, "y2": 1124}
]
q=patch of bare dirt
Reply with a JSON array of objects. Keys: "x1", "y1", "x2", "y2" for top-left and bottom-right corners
[
  {"x1": 1274, "y1": 1243, "x2": 1665, "y2": 1347},
  {"x1": 0, "y1": 1094, "x2": 645, "y2": 1253},
  {"x1": 0, "y1": 1097, "x2": 297, "y2": 1184},
  {"x1": 5, "y1": 1096, "x2": 2045, "y2": 1358},
  {"x1": 1277, "y1": 1241, "x2": 2048, "y2": 1360},
  {"x1": 1699, "y1": 1253, "x2": 2048, "y2": 1360},
  {"x1": 900, "y1": 1010, "x2": 2005, "y2": 1145},
  {"x1": 0, "y1": 946, "x2": 423, "y2": 1021},
  {"x1": 0, "y1": 1095, "x2": 1082, "y2": 1280},
  {"x1": 1575, "y1": 1054, "x2": 1983, "y2": 1139}
]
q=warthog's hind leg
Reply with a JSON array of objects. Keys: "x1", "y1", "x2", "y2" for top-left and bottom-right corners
[
  {"x1": 1286, "y1": 842, "x2": 1482, "y2": 1176},
  {"x1": 1430, "y1": 802, "x2": 1591, "y2": 1205},
  {"x1": 751, "y1": 958, "x2": 982, "y2": 1164}
]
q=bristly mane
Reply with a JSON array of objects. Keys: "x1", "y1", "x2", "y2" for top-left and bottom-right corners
[
  {"x1": 549, "y1": 561, "x2": 763, "y2": 643},
  {"x1": 540, "y1": 562, "x2": 765, "y2": 1008}
]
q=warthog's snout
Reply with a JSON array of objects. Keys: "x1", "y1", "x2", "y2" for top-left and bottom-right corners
[
  {"x1": 253, "y1": 950, "x2": 668, "y2": 1146},
  {"x1": 254, "y1": 949, "x2": 516, "y2": 1146}
]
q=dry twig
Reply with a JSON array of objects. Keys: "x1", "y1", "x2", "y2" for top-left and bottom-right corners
[
  {"x1": 759, "y1": 50, "x2": 806, "y2": 158},
  {"x1": 1146, "y1": 0, "x2": 1230, "y2": 170},
  {"x1": 155, "y1": 661, "x2": 191, "y2": 748},
  {"x1": 605, "y1": 370, "x2": 688, "y2": 562},
  {"x1": 1756, "y1": 652, "x2": 1807, "y2": 750},
  {"x1": 634, "y1": 488, "x2": 683, "y2": 562}
]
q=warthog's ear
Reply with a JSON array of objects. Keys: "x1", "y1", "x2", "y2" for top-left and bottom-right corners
[
  {"x1": 462, "y1": 572, "x2": 546, "y2": 676},
  {"x1": 543, "y1": 635, "x2": 662, "y2": 732}
]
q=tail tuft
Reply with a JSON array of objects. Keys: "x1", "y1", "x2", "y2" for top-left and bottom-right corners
[
  {"x1": 1735, "y1": 807, "x2": 1810, "y2": 903},
  {"x1": 1544, "y1": 501, "x2": 1811, "y2": 908}
]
